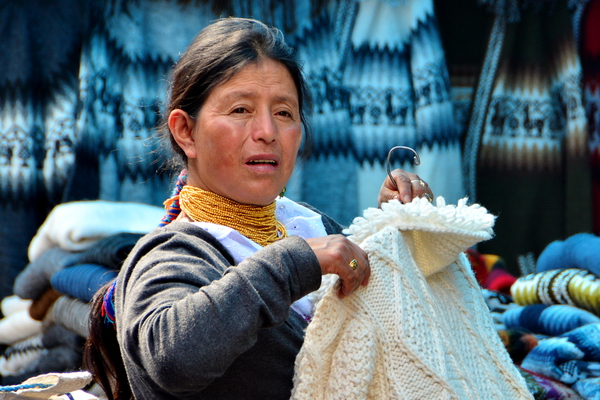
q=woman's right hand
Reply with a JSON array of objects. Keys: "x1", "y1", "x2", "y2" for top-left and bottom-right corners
[{"x1": 305, "y1": 235, "x2": 370, "y2": 299}]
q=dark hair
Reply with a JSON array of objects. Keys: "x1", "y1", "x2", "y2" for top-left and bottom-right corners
[
  {"x1": 83, "y1": 281, "x2": 131, "y2": 400},
  {"x1": 83, "y1": 18, "x2": 311, "y2": 400},
  {"x1": 163, "y1": 17, "x2": 313, "y2": 168}
]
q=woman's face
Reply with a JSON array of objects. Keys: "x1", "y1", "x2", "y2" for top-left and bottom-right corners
[{"x1": 185, "y1": 59, "x2": 302, "y2": 206}]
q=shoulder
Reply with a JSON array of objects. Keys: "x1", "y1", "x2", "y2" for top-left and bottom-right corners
[
  {"x1": 131, "y1": 221, "x2": 236, "y2": 264},
  {"x1": 117, "y1": 221, "x2": 236, "y2": 289}
]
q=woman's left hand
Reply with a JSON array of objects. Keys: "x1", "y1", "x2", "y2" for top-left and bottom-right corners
[{"x1": 378, "y1": 168, "x2": 434, "y2": 207}]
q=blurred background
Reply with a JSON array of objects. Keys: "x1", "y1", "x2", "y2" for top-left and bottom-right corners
[{"x1": 0, "y1": 0, "x2": 598, "y2": 395}]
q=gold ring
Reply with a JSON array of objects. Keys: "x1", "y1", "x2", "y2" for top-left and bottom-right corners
[
  {"x1": 349, "y1": 259, "x2": 358, "y2": 270},
  {"x1": 410, "y1": 179, "x2": 427, "y2": 187},
  {"x1": 422, "y1": 193, "x2": 433, "y2": 203}
]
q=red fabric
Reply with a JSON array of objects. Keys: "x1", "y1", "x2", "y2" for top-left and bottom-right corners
[
  {"x1": 486, "y1": 267, "x2": 517, "y2": 295},
  {"x1": 582, "y1": 0, "x2": 600, "y2": 66},
  {"x1": 582, "y1": 0, "x2": 600, "y2": 234},
  {"x1": 465, "y1": 248, "x2": 489, "y2": 287}
]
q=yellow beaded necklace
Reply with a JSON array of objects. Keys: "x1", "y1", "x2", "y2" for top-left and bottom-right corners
[{"x1": 178, "y1": 185, "x2": 287, "y2": 247}]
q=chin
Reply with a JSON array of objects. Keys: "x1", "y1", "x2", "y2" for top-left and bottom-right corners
[{"x1": 241, "y1": 192, "x2": 281, "y2": 206}]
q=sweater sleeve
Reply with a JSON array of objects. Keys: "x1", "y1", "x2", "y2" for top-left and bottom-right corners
[{"x1": 115, "y1": 221, "x2": 322, "y2": 395}]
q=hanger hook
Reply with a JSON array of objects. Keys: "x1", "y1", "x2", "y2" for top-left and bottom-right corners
[{"x1": 386, "y1": 146, "x2": 421, "y2": 191}]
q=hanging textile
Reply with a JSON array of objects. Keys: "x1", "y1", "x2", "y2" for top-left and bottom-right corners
[
  {"x1": 461, "y1": 0, "x2": 591, "y2": 274},
  {"x1": 0, "y1": 0, "x2": 462, "y2": 299},
  {"x1": 0, "y1": 0, "x2": 93, "y2": 300},
  {"x1": 577, "y1": 0, "x2": 600, "y2": 234},
  {"x1": 298, "y1": 0, "x2": 464, "y2": 225}
]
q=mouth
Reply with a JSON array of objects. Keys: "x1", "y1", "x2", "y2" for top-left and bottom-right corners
[
  {"x1": 245, "y1": 154, "x2": 280, "y2": 169},
  {"x1": 246, "y1": 159, "x2": 278, "y2": 166}
]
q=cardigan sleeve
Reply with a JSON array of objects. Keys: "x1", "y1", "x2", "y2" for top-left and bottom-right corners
[{"x1": 116, "y1": 221, "x2": 323, "y2": 394}]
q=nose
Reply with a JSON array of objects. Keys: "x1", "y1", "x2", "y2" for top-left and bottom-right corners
[{"x1": 251, "y1": 111, "x2": 277, "y2": 143}]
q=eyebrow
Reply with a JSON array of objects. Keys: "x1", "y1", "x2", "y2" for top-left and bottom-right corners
[{"x1": 221, "y1": 90, "x2": 299, "y2": 107}]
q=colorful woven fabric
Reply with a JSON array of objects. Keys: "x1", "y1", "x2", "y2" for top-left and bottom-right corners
[
  {"x1": 569, "y1": 272, "x2": 600, "y2": 316},
  {"x1": 468, "y1": 0, "x2": 592, "y2": 276},
  {"x1": 486, "y1": 263, "x2": 518, "y2": 295},
  {"x1": 481, "y1": 288, "x2": 520, "y2": 330},
  {"x1": 517, "y1": 366, "x2": 585, "y2": 400},
  {"x1": 511, "y1": 269, "x2": 600, "y2": 316},
  {"x1": 159, "y1": 170, "x2": 187, "y2": 227},
  {"x1": 521, "y1": 323, "x2": 600, "y2": 385},
  {"x1": 512, "y1": 272, "x2": 543, "y2": 305},
  {"x1": 503, "y1": 304, "x2": 600, "y2": 337},
  {"x1": 498, "y1": 329, "x2": 539, "y2": 364},
  {"x1": 101, "y1": 279, "x2": 117, "y2": 327}
]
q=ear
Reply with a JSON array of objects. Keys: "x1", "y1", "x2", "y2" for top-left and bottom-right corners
[{"x1": 168, "y1": 109, "x2": 198, "y2": 159}]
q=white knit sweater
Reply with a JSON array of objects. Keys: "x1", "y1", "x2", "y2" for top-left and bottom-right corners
[{"x1": 292, "y1": 197, "x2": 533, "y2": 400}]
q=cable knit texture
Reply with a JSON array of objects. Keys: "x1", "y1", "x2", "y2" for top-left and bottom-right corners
[{"x1": 291, "y1": 197, "x2": 533, "y2": 400}]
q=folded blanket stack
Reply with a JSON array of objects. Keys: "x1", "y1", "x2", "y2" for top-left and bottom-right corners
[
  {"x1": 0, "y1": 201, "x2": 161, "y2": 388},
  {"x1": 479, "y1": 232, "x2": 600, "y2": 400}
]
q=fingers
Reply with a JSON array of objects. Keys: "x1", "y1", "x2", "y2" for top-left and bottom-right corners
[
  {"x1": 337, "y1": 247, "x2": 370, "y2": 299},
  {"x1": 305, "y1": 235, "x2": 370, "y2": 299},
  {"x1": 409, "y1": 178, "x2": 434, "y2": 203},
  {"x1": 377, "y1": 169, "x2": 434, "y2": 207}
]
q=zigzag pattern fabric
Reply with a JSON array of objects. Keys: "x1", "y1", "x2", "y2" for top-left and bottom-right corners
[
  {"x1": 0, "y1": 0, "x2": 463, "y2": 300},
  {"x1": 466, "y1": 1, "x2": 592, "y2": 274}
]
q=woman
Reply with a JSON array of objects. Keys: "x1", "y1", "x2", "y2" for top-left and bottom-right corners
[{"x1": 84, "y1": 17, "x2": 433, "y2": 400}]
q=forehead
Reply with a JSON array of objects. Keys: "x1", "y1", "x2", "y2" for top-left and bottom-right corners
[{"x1": 213, "y1": 59, "x2": 299, "y2": 103}]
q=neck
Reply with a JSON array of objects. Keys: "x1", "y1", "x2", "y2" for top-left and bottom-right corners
[{"x1": 178, "y1": 185, "x2": 287, "y2": 247}]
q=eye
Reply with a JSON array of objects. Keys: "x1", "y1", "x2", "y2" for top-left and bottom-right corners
[
  {"x1": 277, "y1": 110, "x2": 293, "y2": 118},
  {"x1": 232, "y1": 107, "x2": 248, "y2": 114}
]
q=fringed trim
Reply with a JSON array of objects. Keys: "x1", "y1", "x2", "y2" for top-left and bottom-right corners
[{"x1": 343, "y1": 196, "x2": 495, "y2": 245}]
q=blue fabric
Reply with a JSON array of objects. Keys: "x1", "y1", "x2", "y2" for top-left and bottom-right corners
[
  {"x1": 573, "y1": 377, "x2": 600, "y2": 400},
  {"x1": 521, "y1": 323, "x2": 600, "y2": 385},
  {"x1": 503, "y1": 304, "x2": 600, "y2": 337},
  {"x1": 51, "y1": 264, "x2": 118, "y2": 302},
  {"x1": 537, "y1": 233, "x2": 600, "y2": 276},
  {"x1": 504, "y1": 304, "x2": 549, "y2": 334}
]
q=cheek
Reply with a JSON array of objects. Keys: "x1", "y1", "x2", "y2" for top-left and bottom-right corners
[
  {"x1": 285, "y1": 126, "x2": 303, "y2": 155},
  {"x1": 200, "y1": 140, "x2": 235, "y2": 171}
]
